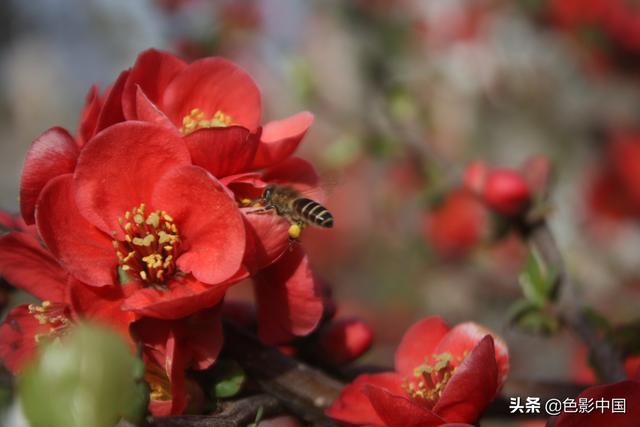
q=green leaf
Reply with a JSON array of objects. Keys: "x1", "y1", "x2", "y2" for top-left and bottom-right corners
[
  {"x1": 18, "y1": 323, "x2": 147, "y2": 427},
  {"x1": 518, "y1": 248, "x2": 557, "y2": 306},
  {"x1": 210, "y1": 360, "x2": 246, "y2": 399}
]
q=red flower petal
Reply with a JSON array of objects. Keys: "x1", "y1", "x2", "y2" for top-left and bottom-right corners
[
  {"x1": 0, "y1": 232, "x2": 67, "y2": 302},
  {"x1": 144, "y1": 329, "x2": 188, "y2": 416},
  {"x1": 185, "y1": 126, "x2": 258, "y2": 178},
  {"x1": 122, "y1": 274, "x2": 233, "y2": 319},
  {"x1": 151, "y1": 165, "x2": 245, "y2": 284},
  {"x1": 94, "y1": 70, "x2": 129, "y2": 134},
  {"x1": 77, "y1": 85, "x2": 103, "y2": 146},
  {"x1": 74, "y1": 121, "x2": 191, "y2": 235},
  {"x1": 262, "y1": 156, "x2": 320, "y2": 193},
  {"x1": 433, "y1": 335, "x2": 499, "y2": 424},
  {"x1": 252, "y1": 112, "x2": 314, "y2": 169},
  {"x1": 123, "y1": 49, "x2": 186, "y2": 120},
  {"x1": 36, "y1": 174, "x2": 117, "y2": 287},
  {"x1": 133, "y1": 305, "x2": 223, "y2": 371},
  {"x1": 134, "y1": 85, "x2": 176, "y2": 129},
  {"x1": 365, "y1": 384, "x2": 445, "y2": 427},
  {"x1": 434, "y1": 322, "x2": 509, "y2": 384},
  {"x1": 394, "y1": 316, "x2": 450, "y2": 377},
  {"x1": 326, "y1": 372, "x2": 405, "y2": 426},
  {"x1": 0, "y1": 305, "x2": 50, "y2": 373},
  {"x1": 20, "y1": 127, "x2": 79, "y2": 224},
  {"x1": 67, "y1": 277, "x2": 139, "y2": 344},
  {"x1": 254, "y1": 246, "x2": 324, "y2": 345},
  {"x1": 161, "y1": 57, "x2": 261, "y2": 132},
  {"x1": 241, "y1": 213, "x2": 290, "y2": 273},
  {"x1": 553, "y1": 380, "x2": 640, "y2": 427}
]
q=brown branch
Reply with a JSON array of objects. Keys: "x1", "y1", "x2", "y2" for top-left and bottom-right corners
[
  {"x1": 222, "y1": 320, "x2": 343, "y2": 426},
  {"x1": 522, "y1": 221, "x2": 626, "y2": 382},
  {"x1": 148, "y1": 394, "x2": 282, "y2": 427}
]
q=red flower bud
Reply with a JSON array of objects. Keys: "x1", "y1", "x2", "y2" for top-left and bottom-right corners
[
  {"x1": 483, "y1": 170, "x2": 531, "y2": 216},
  {"x1": 318, "y1": 318, "x2": 374, "y2": 365}
]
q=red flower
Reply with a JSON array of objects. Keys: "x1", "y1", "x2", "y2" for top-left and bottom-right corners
[
  {"x1": 317, "y1": 317, "x2": 374, "y2": 365},
  {"x1": 551, "y1": 380, "x2": 640, "y2": 427},
  {"x1": 463, "y1": 157, "x2": 551, "y2": 218},
  {"x1": 423, "y1": 189, "x2": 488, "y2": 258},
  {"x1": 133, "y1": 306, "x2": 223, "y2": 416},
  {"x1": 585, "y1": 131, "x2": 640, "y2": 226},
  {"x1": 0, "y1": 232, "x2": 139, "y2": 372},
  {"x1": 122, "y1": 48, "x2": 314, "y2": 174},
  {"x1": 33, "y1": 121, "x2": 246, "y2": 319},
  {"x1": 326, "y1": 316, "x2": 509, "y2": 426}
]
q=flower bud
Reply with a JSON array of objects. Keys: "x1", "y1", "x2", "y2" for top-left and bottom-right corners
[
  {"x1": 317, "y1": 318, "x2": 373, "y2": 365},
  {"x1": 18, "y1": 323, "x2": 146, "y2": 427},
  {"x1": 463, "y1": 160, "x2": 488, "y2": 195},
  {"x1": 483, "y1": 169, "x2": 531, "y2": 216}
]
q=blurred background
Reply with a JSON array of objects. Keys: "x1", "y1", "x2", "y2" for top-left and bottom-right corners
[{"x1": 2, "y1": 1, "x2": 640, "y2": 422}]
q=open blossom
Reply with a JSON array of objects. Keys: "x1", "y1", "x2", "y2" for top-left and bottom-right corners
[
  {"x1": 16, "y1": 49, "x2": 327, "y2": 343},
  {"x1": 0, "y1": 232, "x2": 138, "y2": 373},
  {"x1": 32, "y1": 121, "x2": 246, "y2": 319},
  {"x1": 327, "y1": 316, "x2": 509, "y2": 426}
]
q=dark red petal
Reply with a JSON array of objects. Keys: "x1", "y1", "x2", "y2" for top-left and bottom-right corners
[
  {"x1": 326, "y1": 372, "x2": 404, "y2": 425},
  {"x1": 254, "y1": 246, "x2": 324, "y2": 345},
  {"x1": 152, "y1": 165, "x2": 245, "y2": 284},
  {"x1": 434, "y1": 322, "x2": 509, "y2": 384},
  {"x1": 262, "y1": 156, "x2": 320, "y2": 191},
  {"x1": 553, "y1": 380, "x2": 640, "y2": 427},
  {"x1": 67, "y1": 277, "x2": 139, "y2": 345},
  {"x1": 94, "y1": 70, "x2": 129, "y2": 134},
  {"x1": 0, "y1": 305, "x2": 50, "y2": 373},
  {"x1": 394, "y1": 316, "x2": 450, "y2": 377},
  {"x1": 185, "y1": 126, "x2": 258, "y2": 178},
  {"x1": 261, "y1": 156, "x2": 324, "y2": 206},
  {"x1": 181, "y1": 306, "x2": 223, "y2": 370},
  {"x1": 433, "y1": 335, "x2": 499, "y2": 424},
  {"x1": 161, "y1": 57, "x2": 261, "y2": 132},
  {"x1": 241, "y1": 212, "x2": 290, "y2": 273},
  {"x1": 365, "y1": 384, "x2": 445, "y2": 427},
  {"x1": 36, "y1": 174, "x2": 116, "y2": 286},
  {"x1": 252, "y1": 112, "x2": 314, "y2": 169},
  {"x1": 133, "y1": 305, "x2": 223, "y2": 371},
  {"x1": 134, "y1": 85, "x2": 176, "y2": 129},
  {"x1": 77, "y1": 85, "x2": 103, "y2": 146},
  {"x1": 74, "y1": 121, "x2": 191, "y2": 235},
  {"x1": 123, "y1": 49, "x2": 186, "y2": 120},
  {"x1": 20, "y1": 127, "x2": 79, "y2": 224},
  {"x1": 0, "y1": 232, "x2": 67, "y2": 302},
  {"x1": 122, "y1": 274, "x2": 234, "y2": 319}
]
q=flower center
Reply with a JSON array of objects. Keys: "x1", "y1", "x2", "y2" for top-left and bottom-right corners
[
  {"x1": 403, "y1": 352, "x2": 466, "y2": 407},
  {"x1": 113, "y1": 204, "x2": 180, "y2": 286},
  {"x1": 180, "y1": 108, "x2": 233, "y2": 134},
  {"x1": 28, "y1": 301, "x2": 72, "y2": 343},
  {"x1": 145, "y1": 361, "x2": 172, "y2": 401}
]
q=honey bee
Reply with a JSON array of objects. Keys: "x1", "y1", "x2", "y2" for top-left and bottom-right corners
[{"x1": 250, "y1": 185, "x2": 334, "y2": 239}]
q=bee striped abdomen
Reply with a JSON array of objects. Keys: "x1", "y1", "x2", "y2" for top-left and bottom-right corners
[{"x1": 294, "y1": 198, "x2": 334, "y2": 228}]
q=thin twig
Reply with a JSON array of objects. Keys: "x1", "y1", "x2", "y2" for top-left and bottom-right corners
[{"x1": 522, "y1": 221, "x2": 626, "y2": 382}]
